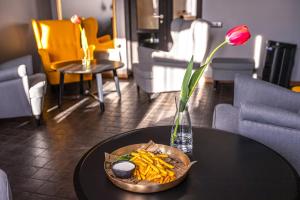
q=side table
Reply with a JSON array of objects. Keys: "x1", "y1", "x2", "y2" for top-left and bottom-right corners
[{"x1": 57, "y1": 60, "x2": 124, "y2": 111}]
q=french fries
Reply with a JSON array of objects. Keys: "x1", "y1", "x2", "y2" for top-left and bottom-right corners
[{"x1": 130, "y1": 150, "x2": 176, "y2": 184}]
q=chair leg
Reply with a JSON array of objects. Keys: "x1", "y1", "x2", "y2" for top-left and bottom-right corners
[
  {"x1": 113, "y1": 69, "x2": 121, "y2": 98},
  {"x1": 213, "y1": 81, "x2": 219, "y2": 91},
  {"x1": 146, "y1": 93, "x2": 152, "y2": 102},
  {"x1": 146, "y1": 93, "x2": 159, "y2": 102},
  {"x1": 34, "y1": 115, "x2": 42, "y2": 126},
  {"x1": 88, "y1": 80, "x2": 92, "y2": 90},
  {"x1": 96, "y1": 73, "x2": 105, "y2": 112},
  {"x1": 136, "y1": 85, "x2": 140, "y2": 94},
  {"x1": 79, "y1": 74, "x2": 84, "y2": 95}
]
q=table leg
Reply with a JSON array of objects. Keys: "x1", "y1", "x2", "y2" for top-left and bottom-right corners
[
  {"x1": 80, "y1": 74, "x2": 84, "y2": 95},
  {"x1": 58, "y1": 72, "x2": 65, "y2": 108},
  {"x1": 113, "y1": 69, "x2": 121, "y2": 98},
  {"x1": 96, "y1": 73, "x2": 105, "y2": 112},
  {"x1": 88, "y1": 80, "x2": 92, "y2": 90}
]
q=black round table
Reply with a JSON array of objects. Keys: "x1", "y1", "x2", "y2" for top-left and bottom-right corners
[{"x1": 74, "y1": 126, "x2": 299, "y2": 200}]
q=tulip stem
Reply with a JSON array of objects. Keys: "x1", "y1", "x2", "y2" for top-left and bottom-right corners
[
  {"x1": 187, "y1": 40, "x2": 228, "y2": 99},
  {"x1": 171, "y1": 40, "x2": 228, "y2": 145},
  {"x1": 203, "y1": 40, "x2": 228, "y2": 67}
]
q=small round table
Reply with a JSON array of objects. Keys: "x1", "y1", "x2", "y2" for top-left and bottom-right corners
[
  {"x1": 57, "y1": 59, "x2": 124, "y2": 111},
  {"x1": 74, "y1": 126, "x2": 299, "y2": 200}
]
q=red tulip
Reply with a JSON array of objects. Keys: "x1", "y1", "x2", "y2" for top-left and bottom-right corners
[
  {"x1": 225, "y1": 25, "x2": 251, "y2": 46},
  {"x1": 70, "y1": 15, "x2": 82, "y2": 24}
]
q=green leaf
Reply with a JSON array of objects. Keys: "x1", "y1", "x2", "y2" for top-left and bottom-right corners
[
  {"x1": 188, "y1": 64, "x2": 207, "y2": 97},
  {"x1": 180, "y1": 56, "x2": 194, "y2": 102},
  {"x1": 117, "y1": 154, "x2": 132, "y2": 161},
  {"x1": 179, "y1": 98, "x2": 187, "y2": 112}
]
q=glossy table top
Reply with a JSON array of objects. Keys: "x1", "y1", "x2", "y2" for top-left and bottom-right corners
[
  {"x1": 57, "y1": 60, "x2": 124, "y2": 74},
  {"x1": 74, "y1": 126, "x2": 299, "y2": 200}
]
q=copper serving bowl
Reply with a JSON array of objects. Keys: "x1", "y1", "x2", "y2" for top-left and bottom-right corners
[{"x1": 104, "y1": 143, "x2": 192, "y2": 193}]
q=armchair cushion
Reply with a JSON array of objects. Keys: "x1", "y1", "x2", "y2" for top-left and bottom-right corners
[
  {"x1": 83, "y1": 17, "x2": 114, "y2": 52},
  {"x1": 152, "y1": 51, "x2": 201, "y2": 66},
  {"x1": 0, "y1": 64, "x2": 27, "y2": 82},
  {"x1": 134, "y1": 18, "x2": 210, "y2": 94},
  {"x1": 234, "y1": 74, "x2": 300, "y2": 111},
  {"x1": 0, "y1": 55, "x2": 33, "y2": 75},
  {"x1": 98, "y1": 34, "x2": 111, "y2": 43},
  {"x1": 32, "y1": 20, "x2": 81, "y2": 61},
  {"x1": 212, "y1": 104, "x2": 239, "y2": 133},
  {"x1": 240, "y1": 103, "x2": 300, "y2": 130},
  {"x1": 32, "y1": 20, "x2": 93, "y2": 85},
  {"x1": 214, "y1": 75, "x2": 300, "y2": 176}
]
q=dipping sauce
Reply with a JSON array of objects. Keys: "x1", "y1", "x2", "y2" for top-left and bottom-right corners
[{"x1": 112, "y1": 161, "x2": 136, "y2": 179}]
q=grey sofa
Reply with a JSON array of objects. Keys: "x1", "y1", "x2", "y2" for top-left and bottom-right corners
[
  {"x1": 0, "y1": 55, "x2": 46, "y2": 122},
  {"x1": 0, "y1": 169, "x2": 11, "y2": 200},
  {"x1": 133, "y1": 18, "x2": 210, "y2": 94},
  {"x1": 213, "y1": 74, "x2": 300, "y2": 176}
]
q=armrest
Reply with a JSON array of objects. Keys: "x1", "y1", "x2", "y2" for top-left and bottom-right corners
[
  {"x1": 136, "y1": 46, "x2": 159, "y2": 64},
  {"x1": 0, "y1": 55, "x2": 33, "y2": 75},
  {"x1": 95, "y1": 40, "x2": 114, "y2": 52},
  {"x1": 38, "y1": 49, "x2": 51, "y2": 72},
  {"x1": 97, "y1": 35, "x2": 111, "y2": 43},
  {"x1": 234, "y1": 74, "x2": 300, "y2": 112},
  {"x1": 0, "y1": 169, "x2": 12, "y2": 200},
  {"x1": 0, "y1": 64, "x2": 27, "y2": 82},
  {"x1": 240, "y1": 102, "x2": 300, "y2": 130}
]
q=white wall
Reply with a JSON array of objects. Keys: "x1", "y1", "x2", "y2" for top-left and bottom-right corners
[
  {"x1": 0, "y1": 0, "x2": 52, "y2": 71},
  {"x1": 61, "y1": 0, "x2": 113, "y2": 36},
  {"x1": 203, "y1": 0, "x2": 300, "y2": 81}
]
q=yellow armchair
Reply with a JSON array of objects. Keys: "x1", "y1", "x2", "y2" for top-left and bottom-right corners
[
  {"x1": 82, "y1": 17, "x2": 115, "y2": 52},
  {"x1": 32, "y1": 19, "x2": 92, "y2": 85}
]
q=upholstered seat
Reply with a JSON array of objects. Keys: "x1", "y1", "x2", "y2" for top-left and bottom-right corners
[
  {"x1": 133, "y1": 18, "x2": 210, "y2": 94},
  {"x1": 82, "y1": 17, "x2": 115, "y2": 52},
  {"x1": 213, "y1": 75, "x2": 300, "y2": 175},
  {"x1": 211, "y1": 57, "x2": 254, "y2": 89},
  {"x1": 32, "y1": 19, "x2": 93, "y2": 85},
  {"x1": 0, "y1": 55, "x2": 46, "y2": 121}
]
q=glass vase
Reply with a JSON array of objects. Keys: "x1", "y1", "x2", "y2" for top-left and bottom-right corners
[
  {"x1": 170, "y1": 98, "x2": 193, "y2": 153},
  {"x1": 82, "y1": 48, "x2": 91, "y2": 69}
]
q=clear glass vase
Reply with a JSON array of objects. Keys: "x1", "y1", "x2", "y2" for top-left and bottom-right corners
[
  {"x1": 170, "y1": 98, "x2": 193, "y2": 153},
  {"x1": 82, "y1": 48, "x2": 91, "y2": 69}
]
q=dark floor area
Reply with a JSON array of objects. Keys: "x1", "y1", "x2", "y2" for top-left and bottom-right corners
[{"x1": 0, "y1": 78, "x2": 233, "y2": 200}]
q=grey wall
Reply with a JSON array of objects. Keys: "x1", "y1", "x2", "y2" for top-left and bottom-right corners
[
  {"x1": 61, "y1": 0, "x2": 113, "y2": 36},
  {"x1": 0, "y1": 0, "x2": 52, "y2": 72},
  {"x1": 203, "y1": 0, "x2": 300, "y2": 81}
]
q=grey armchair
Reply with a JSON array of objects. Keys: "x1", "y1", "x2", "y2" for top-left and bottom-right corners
[
  {"x1": 0, "y1": 55, "x2": 46, "y2": 122},
  {"x1": 133, "y1": 18, "x2": 210, "y2": 94},
  {"x1": 213, "y1": 74, "x2": 300, "y2": 175},
  {"x1": 0, "y1": 169, "x2": 11, "y2": 200}
]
